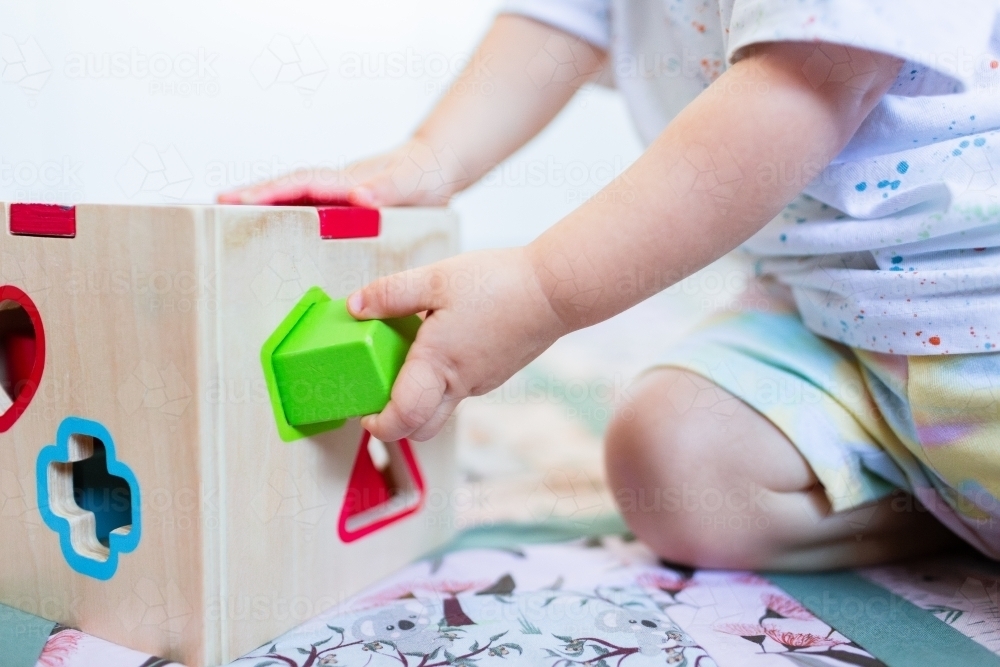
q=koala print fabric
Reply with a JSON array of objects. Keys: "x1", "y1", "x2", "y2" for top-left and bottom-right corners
[
  {"x1": 349, "y1": 601, "x2": 451, "y2": 657},
  {"x1": 30, "y1": 526, "x2": 1000, "y2": 665},
  {"x1": 228, "y1": 534, "x2": 888, "y2": 667}
]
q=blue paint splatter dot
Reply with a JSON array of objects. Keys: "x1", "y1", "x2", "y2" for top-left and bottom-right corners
[
  {"x1": 891, "y1": 255, "x2": 903, "y2": 264},
  {"x1": 890, "y1": 180, "x2": 901, "y2": 190},
  {"x1": 779, "y1": 233, "x2": 787, "y2": 242},
  {"x1": 795, "y1": 217, "x2": 806, "y2": 223},
  {"x1": 877, "y1": 180, "x2": 890, "y2": 188},
  {"x1": 974, "y1": 137, "x2": 986, "y2": 147},
  {"x1": 890, "y1": 266, "x2": 902, "y2": 271},
  {"x1": 953, "y1": 149, "x2": 962, "y2": 156},
  {"x1": 960, "y1": 140, "x2": 970, "y2": 148},
  {"x1": 987, "y1": 342, "x2": 993, "y2": 349},
  {"x1": 896, "y1": 161, "x2": 908, "y2": 174},
  {"x1": 855, "y1": 182, "x2": 867, "y2": 191}
]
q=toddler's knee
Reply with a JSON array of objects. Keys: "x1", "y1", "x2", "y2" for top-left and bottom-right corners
[
  {"x1": 606, "y1": 456, "x2": 750, "y2": 567},
  {"x1": 605, "y1": 368, "x2": 716, "y2": 497},
  {"x1": 604, "y1": 369, "x2": 771, "y2": 569}
]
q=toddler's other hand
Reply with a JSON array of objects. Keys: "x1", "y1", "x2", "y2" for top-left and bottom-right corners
[
  {"x1": 217, "y1": 138, "x2": 468, "y2": 207},
  {"x1": 347, "y1": 247, "x2": 564, "y2": 442}
]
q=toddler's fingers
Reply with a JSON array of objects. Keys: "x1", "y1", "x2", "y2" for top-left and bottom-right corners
[
  {"x1": 347, "y1": 169, "x2": 450, "y2": 208},
  {"x1": 216, "y1": 190, "x2": 243, "y2": 204},
  {"x1": 407, "y1": 395, "x2": 459, "y2": 442},
  {"x1": 218, "y1": 168, "x2": 354, "y2": 205},
  {"x1": 347, "y1": 173, "x2": 405, "y2": 208},
  {"x1": 360, "y1": 404, "x2": 412, "y2": 443},
  {"x1": 362, "y1": 357, "x2": 447, "y2": 442},
  {"x1": 217, "y1": 177, "x2": 299, "y2": 204},
  {"x1": 348, "y1": 266, "x2": 448, "y2": 320}
]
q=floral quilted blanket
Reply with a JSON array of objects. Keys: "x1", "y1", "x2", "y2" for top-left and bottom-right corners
[
  {"x1": 224, "y1": 532, "x2": 999, "y2": 667},
  {"x1": 33, "y1": 528, "x2": 1000, "y2": 667}
]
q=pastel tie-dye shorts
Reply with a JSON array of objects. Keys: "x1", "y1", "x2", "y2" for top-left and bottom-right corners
[{"x1": 660, "y1": 310, "x2": 1000, "y2": 558}]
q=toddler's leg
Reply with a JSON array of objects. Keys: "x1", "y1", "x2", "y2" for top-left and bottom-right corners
[{"x1": 605, "y1": 368, "x2": 959, "y2": 570}]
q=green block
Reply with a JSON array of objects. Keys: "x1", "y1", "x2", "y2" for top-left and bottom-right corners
[{"x1": 260, "y1": 287, "x2": 421, "y2": 442}]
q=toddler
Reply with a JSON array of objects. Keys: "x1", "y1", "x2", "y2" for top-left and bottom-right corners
[{"x1": 222, "y1": 0, "x2": 1000, "y2": 570}]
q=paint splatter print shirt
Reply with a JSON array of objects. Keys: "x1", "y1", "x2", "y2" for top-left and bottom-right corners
[{"x1": 502, "y1": 0, "x2": 1000, "y2": 354}]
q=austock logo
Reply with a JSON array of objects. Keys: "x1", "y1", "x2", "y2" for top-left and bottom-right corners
[
  {"x1": 251, "y1": 252, "x2": 325, "y2": 306},
  {"x1": 0, "y1": 252, "x2": 51, "y2": 304},
  {"x1": 0, "y1": 467, "x2": 43, "y2": 529},
  {"x1": 251, "y1": 35, "x2": 327, "y2": 100},
  {"x1": 116, "y1": 577, "x2": 193, "y2": 635},
  {"x1": 0, "y1": 34, "x2": 51, "y2": 94},
  {"x1": 116, "y1": 143, "x2": 194, "y2": 200},
  {"x1": 251, "y1": 468, "x2": 329, "y2": 533},
  {"x1": 64, "y1": 47, "x2": 221, "y2": 97},
  {"x1": 527, "y1": 468, "x2": 608, "y2": 526},
  {"x1": 117, "y1": 360, "x2": 193, "y2": 426}
]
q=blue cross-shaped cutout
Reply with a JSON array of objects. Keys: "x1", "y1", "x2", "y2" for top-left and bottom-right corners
[{"x1": 36, "y1": 417, "x2": 141, "y2": 580}]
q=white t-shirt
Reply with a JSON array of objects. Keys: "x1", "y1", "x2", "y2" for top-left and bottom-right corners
[{"x1": 501, "y1": 0, "x2": 1000, "y2": 355}]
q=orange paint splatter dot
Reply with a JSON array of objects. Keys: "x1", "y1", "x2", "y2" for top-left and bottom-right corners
[
  {"x1": 929, "y1": 336, "x2": 941, "y2": 345},
  {"x1": 692, "y1": 21, "x2": 706, "y2": 33},
  {"x1": 992, "y1": 60, "x2": 999, "y2": 69}
]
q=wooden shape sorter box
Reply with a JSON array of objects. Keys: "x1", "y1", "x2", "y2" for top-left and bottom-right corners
[{"x1": 0, "y1": 203, "x2": 460, "y2": 665}]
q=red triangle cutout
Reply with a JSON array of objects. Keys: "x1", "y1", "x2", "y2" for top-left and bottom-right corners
[{"x1": 337, "y1": 431, "x2": 425, "y2": 543}]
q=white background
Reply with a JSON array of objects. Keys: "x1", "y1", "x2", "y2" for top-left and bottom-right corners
[{"x1": 0, "y1": 0, "x2": 644, "y2": 250}]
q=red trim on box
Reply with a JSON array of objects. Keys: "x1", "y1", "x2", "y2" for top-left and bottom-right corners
[
  {"x1": 337, "y1": 432, "x2": 425, "y2": 543},
  {"x1": 0, "y1": 286, "x2": 46, "y2": 433},
  {"x1": 9, "y1": 204, "x2": 76, "y2": 238},
  {"x1": 318, "y1": 206, "x2": 380, "y2": 239}
]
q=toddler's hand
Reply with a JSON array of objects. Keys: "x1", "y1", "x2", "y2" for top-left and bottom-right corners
[
  {"x1": 347, "y1": 247, "x2": 563, "y2": 442},
  {"x1": 217, "y1": 138, "x2": 468, "y2": 207}
]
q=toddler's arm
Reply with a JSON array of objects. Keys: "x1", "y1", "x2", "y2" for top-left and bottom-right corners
[
  {"x1": 219, "y1": 15, "x2": 606, "y2": 206},
  {"x1": 348, "y1": 42, "x2": 903, "y2": 442}
]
